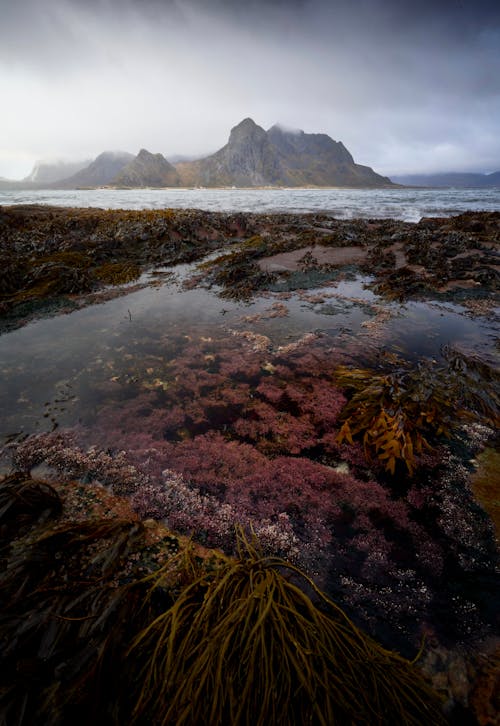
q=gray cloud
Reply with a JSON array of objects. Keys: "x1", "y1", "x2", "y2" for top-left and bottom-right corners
[{"x1": 1, "y1": 0, "x2": 499, "y2": 178}]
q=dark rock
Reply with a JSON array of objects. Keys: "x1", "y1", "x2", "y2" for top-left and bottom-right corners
[{"x1": 175, "y1": 117, "x2": 393, "y2": 188}]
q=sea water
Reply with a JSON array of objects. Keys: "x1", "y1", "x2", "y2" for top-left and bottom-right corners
[{"x1": 1, "y1": 186, "x2": 499, "y2": 221}]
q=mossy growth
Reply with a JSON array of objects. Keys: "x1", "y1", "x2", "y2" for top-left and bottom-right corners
[
  {"x1": 94, "y1": 262, "x2": 141, "y2": 285},
  {"x1": 37, "y1": 251, "x2": 92, "y2": 269},
  {"x1": 267, "y1": 267, "x2": 343, "y2": 292},
  {"x1": 23, "y1": 265, "x2": 93, "y2": 298},
  {"x1": 237, "y1": 234, "x2": 266, "y2": 251},
  {"x1": 197, "y1": 235, "x2": 267, "y2": 271}
]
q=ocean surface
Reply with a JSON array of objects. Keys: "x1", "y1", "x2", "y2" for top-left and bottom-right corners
[{"x1": 1, "y1": 186, "x2": 499, "y2": 221}]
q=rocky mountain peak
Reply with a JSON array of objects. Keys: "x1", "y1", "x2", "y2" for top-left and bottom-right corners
[
  {"x1": 175, "y1": 118, "x2": 392, "y2": 188},
  {"x1": 55, "y1": 151, "x2": 134, "y2": 188},
  {"x1": 136, "y1": 148, "x2": 158, "y2": 160},
  {"x1": 228, "y1": 117, "x2": 267, "y2": 144},
  {"x1": 112, "y1": 149, "x2": 180, "y2": 188}
]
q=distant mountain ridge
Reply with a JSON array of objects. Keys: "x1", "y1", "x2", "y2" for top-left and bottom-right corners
[
  {"x1": 57, "y1": 151, "x2": 135, "y2": 188},
  {"x1": 24, "y1": 158, "x2": 92, "y2": 184},
  {"x1": 390, "y1": 171, "x2": 500, "y2": 187},
  {"x1": 0, "y1": 119, "x2": 420, "y2": 189},
  {"x1": 113, "y1": 149, "x2": 180, "y2": 187},
  {"x1": 175, "y1": 118, "x2": 392, "y2": 188}
]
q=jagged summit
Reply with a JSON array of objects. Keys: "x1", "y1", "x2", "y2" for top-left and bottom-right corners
[
  {"x1": 112, "y1": 149, "x2": 180, "y2": 187},
  {"x1": 228, "y1": 117, "x2": 264, "y2": 140},
  {"x1": 0, "y1": 118, "x2": 394, "y2": 189},
  {"x1": 175, "y1": 118, "x2": 392, "y2": 188}
]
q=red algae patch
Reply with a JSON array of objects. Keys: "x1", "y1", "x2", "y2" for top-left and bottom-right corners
[{"x1": 257, "y1": 244, "x2": 368, "y2": 272}]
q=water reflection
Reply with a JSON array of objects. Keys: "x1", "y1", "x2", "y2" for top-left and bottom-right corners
[{"x1": 0, "y1": 263, "x2": 497, "y2": 449}]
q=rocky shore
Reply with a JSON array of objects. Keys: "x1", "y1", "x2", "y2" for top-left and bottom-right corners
[
  {"x1": 0, "y1": 205, "x2": 498, "y2": 330},
  {"x1": 0, "y1": 204, "x2": 498, "y2": 724}
]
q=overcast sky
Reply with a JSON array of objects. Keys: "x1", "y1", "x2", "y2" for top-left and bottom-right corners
[{"x1": 1, "y1": 0, "x2": 499, "y2": 179}]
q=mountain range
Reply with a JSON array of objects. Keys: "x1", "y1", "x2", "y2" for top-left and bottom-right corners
[
  {"x1": 23, "y1": 158, "x2": 92, "y2": 184},
  {"x1": 57, "y1": 151, "x2": 135, "y2": 188},
  {"x1": 174, "y1": 118, "x2": 391, "y2": 187},
  {"x1": 0, "y1": 118, "x2": 393, "y2": 189},
  {"x1": 390, "y1": 171, "x2": 500, "y2": 187}
]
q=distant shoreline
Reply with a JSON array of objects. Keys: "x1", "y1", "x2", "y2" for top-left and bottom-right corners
[
  {"x1": 1, "y1": 187, "x2": 498, "y2": 225},
  {"x1": 0, "y1": 183, "x2": 401, "y2": 191}
]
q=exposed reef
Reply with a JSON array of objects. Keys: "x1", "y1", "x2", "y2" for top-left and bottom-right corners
[
  {"x1": 1, "y1": 207, "x2": 498, "y2": 332},
  {"x1": 0, "y1": 204, "x2": 498, "y2": 724},
  {"x1": 193, "y1": 211, "x2": 499, "y2": 307},
  {"x1": 0, "y1": 205, "x2": 250, "y2": 330}
]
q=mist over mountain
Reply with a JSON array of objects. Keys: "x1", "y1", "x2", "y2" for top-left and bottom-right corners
[
  {"x1": 166, "y1": 153, "x2": 207, "y2": 164},
  {"x1": 113, "y1": 149, "x2": 180, "y2": 187},
  {"x1": 390, "y1": 171, "x2": 500, "y2": 187},
  {"x1": 266, "y1": 123, "x2": 388, "y2": 187},
  {"x1": 1, "y1": 0, "x2": 499, "y2": 180},
  {"x1": 175, "y1": 118, "x2": 392, "y2": 187},
  {"x1": 24, "y1": 158, "x2": 92, "y2": 184},
  {"x1": 57, "y1": 151, "x2": 134, "y2": 188},
  {"x1": 0, "y1": 119, "x2": 393, "y2": 190}
]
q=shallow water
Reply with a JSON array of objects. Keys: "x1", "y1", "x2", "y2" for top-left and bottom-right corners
[
  {"x1": 1, "y1": 186, "x2": 499, "y2": 221},
  {"x1": 1, "y1": 253, "x2": 498, "y2": 654},
  {"x1": 0, "y1": 261, "x2": 497, "y2": 449}
]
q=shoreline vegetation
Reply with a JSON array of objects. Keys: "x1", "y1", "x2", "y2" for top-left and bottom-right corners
[
  {"x1": 1, "y1": 205, "x2": 498, "y2": 329},
  {"x1": 1, "y1": 204, "x2": 499, "y2": 724},
  {"x1": 0, "y1": 472, "x2": 447, "y2": 725}
]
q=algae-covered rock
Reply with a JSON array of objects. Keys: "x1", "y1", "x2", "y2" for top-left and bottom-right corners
[
  {"x1": 0, "y1": 472, "x2": 446, "y2": 726},
  {"x1": 472, "y1": 447, "x2": 500, "y2": 538}
]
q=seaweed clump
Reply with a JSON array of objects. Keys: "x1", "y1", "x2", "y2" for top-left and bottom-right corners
[
  {"x1": 335, "y1": 351, "x2": 499, "y2": 475},
  {"x1": 94, "y1": 262, "x2": 141, "y2": 285},
  {"x1": 130, "y1": 536, "x2": 446, "y2": 726},
  {"x1": 0, "y1": 473, "x2": 446, "y2": 726},
  {"x1": 0, "y1": 474, "x2": 153, "y2": 725}
]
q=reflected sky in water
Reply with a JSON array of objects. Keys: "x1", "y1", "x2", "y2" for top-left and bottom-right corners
[{"x1": 1, "y1": 259, "x2": 497, "y2": 452}]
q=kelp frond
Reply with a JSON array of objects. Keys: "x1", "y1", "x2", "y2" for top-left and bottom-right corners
[
  {"x1": 0, "y1": 474, "x2": 152, "y2": 726},
  {"x1": 1, "y1": 476, "x2": 446, "y2": 725},
  {"x1": 128, "y1": 537, "x2": 446, "y2": 726},
  {"x1": 334, "y1": 350, "x2": 499, "y2": 475},
  {"x1": 0, "y1": 472, "x2": 62, "y2": 542}
]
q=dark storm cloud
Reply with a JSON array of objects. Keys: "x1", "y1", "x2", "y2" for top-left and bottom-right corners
[{"x1": 0, "y1": 0, "x2": 499, "y2": 178}]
